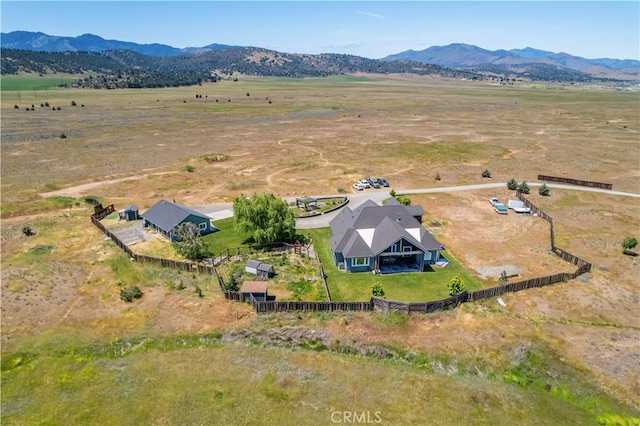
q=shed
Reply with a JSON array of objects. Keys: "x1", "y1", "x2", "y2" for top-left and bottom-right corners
[
  {"x1": 256, "y1": 262, "x2": 275, "y2": 279},
  {"x1": 245, "y1": 260, "x2": 276, "y2": 279},
  {"x1": 245, "y1": 260, "x2": 261, "y2": 275},
  {"x1": 240, "y1": 281, "x2": 268, "y2": 302},
  {"x1": 119, "y1": 205, "x2": 139, "y2": 221}
]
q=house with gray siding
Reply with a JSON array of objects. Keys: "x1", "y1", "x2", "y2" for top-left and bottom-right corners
[
  {"x1": 141, "y1": 200, "x2": 215, "y2": 241},
  {"x1": 329, "y1": 200, "x2": 442, "y2": 274}
]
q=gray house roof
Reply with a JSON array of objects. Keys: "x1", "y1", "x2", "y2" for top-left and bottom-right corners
[
  {"x1": 329, "y1": 200, "x2": 441, "y2": 259},
  {"x1": 141, "y1": 200, "x2": 209, "y2": 233}
]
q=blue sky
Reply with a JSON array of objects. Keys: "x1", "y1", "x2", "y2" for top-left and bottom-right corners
[{"x1": 2, "y1": 1, "x2": 638, "y2": 60}]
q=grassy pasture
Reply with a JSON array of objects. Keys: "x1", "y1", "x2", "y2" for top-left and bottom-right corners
[
  {"x1": 1, "y1": 332, "x2": 635, "y2": 425},
  {"x1": 0, "y1": 74, "x2": 80, "y2": 91},
  {"x1": 2, "y1": 75, "x2": 639, "y2": 423}
]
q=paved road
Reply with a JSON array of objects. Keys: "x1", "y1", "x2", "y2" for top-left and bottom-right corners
[{"x1": 196, "y1": 182, "x2": 640, "y2": 230}]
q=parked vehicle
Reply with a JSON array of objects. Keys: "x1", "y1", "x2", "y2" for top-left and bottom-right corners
[
  {"x1": 358, "y1": 179, "x2": 371, "y2": 189},
  {"x1": 352, "y1": 183, "x2": 364, "y2": 191},
  {"x1": 371, "y1": 180, "x2": 381, "y2": 189},
  {"x1": 489, "y1": 197, "x2": 500, "y2": 206},
  {"x1": 377, "y1": 177, "x2": 389, "y2": 187},
  {"x1": 494, "y1": 203, "x2": 508, "y2": 214}
]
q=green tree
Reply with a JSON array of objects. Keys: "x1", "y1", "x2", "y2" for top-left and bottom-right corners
[
  {"x1": 174, "y1": 222, "x2": 209, "y2": 260},
  {"x1": 447, "y1": 276, "x2": 465, "y2": 296},
  {"x1": 538, "y1": 183, "x2": 550, "y2": 196},
  {"x1": 622, "y1": 236, "x2": 638, "y2": 254},
  {"x1": 482, "y1": 169, "x2": 492, "y2": 178},
  {"x1": 517, "y1": 181, "x2": 530, "y2": 194},
  {"x1": 233, "y1": 193, "x2": 296, "y2": 245},
  {"x1": 498, "y1": 270, "x2": 508, "y2": 285},
  {"x1": 371, "y1": 282, "x2": 385, "y2": 298},
  {"x1": 507, "y1": 178, "x2": 519, "y2": 190},
  {"x1": 225, "y1": 273, "x2": 240, "y2": 291}
]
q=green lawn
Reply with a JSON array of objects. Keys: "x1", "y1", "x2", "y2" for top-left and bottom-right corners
[
  {"x1": 303, "y1": 228, "x2": 482, "y2": 302},
  {"x1": 202, "y1": 217, "x2": 252, "y2": 256}
]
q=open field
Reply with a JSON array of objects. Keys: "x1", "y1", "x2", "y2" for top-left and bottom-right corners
[{"x1": 2, "y1": 75, "x2": 639, "y2": 424}]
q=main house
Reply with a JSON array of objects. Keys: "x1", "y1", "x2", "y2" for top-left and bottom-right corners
[
  {"x1": 329, "y1": 198, "x2": 442, "y2": 274},
  {"x1": 141, "y1": 200, "x2": 216, "y2": 241}
]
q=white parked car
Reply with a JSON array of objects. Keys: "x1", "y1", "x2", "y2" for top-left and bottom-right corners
[
  {"x1": 358, "y1": 179, "x2": 371, "y2": 188},
  {"x1": 352, "y1": 183, "x2": 365, "y2": 191}
]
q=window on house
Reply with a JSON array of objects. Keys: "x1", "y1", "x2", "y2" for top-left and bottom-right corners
[
  {"x1": 402, "y1": 246, "x2": 413, "y2": 257},
  {"x1": 351, "y1": 257, "x2": 370, "y2": 267},
  {"x1": 199, "y1": 222, "x2": 207, "y2": 231}
]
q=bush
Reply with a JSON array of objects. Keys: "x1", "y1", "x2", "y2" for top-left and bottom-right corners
[
  {"x1": 538, "y1": 183, "x2": 550, "y2": 196},
  {"x1": 507, "y1": 178, "x2": 519, "y2": 190},
  {"x1": 517, "y1": 181, "x2": 530, "y2": 194},
  {"x1": 447, "y1": 276, "x2": 465, "y2": 296},
  {"x1": 120, "y1": 286, "x2": 143, "y2": 302},
  {"x1": 371, "y1": 282, "x2": 385, "y2": 297},
  {"x1": 622, "y1": 236, "x2": 638, "y2": 254},
  {"x1": 21, "y1": 224, "x2": 35, "y2": 236},
  {"x1": 482, "y1": 169, "x2": 492, "y2": 178},
  {"x1": 185, "y1": 165, "x2": 195, "y2": 173}
]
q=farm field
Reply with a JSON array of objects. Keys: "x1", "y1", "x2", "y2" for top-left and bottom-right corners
[{"x1": 1, "y1": 74, "x2": 639, "y2": 424}]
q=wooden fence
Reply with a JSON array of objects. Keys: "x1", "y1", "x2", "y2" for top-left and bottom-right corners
[
  {"x1": 91, "y1": 207, "x2": 224, "y2": 284},
  {"x1": 250, "y1": 294, "x2": 373, "y2": 313},
  {"x1": 371, "y1": 293, "x2": 469, "y2": 314},
  {"x1": 91, "y1": 199, "x2": 591, "y2": 316},
  {"x1": 537, "y1": 175, "x2": 613, "y2": 190},
  {"x1": 93, "y1": 203, "x2": 115, "y2": 221}
]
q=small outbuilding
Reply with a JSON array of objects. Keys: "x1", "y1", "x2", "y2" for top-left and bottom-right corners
[
  {"x1": 240, "y1": 281, "x2": 268, "y2": 302},
  {"x1": 118, "y1": 205, "x2": 139, "y2": 221},
  {"x1": 245, "y1": 260, "x2": 275, "y2": 279},
  {"x1": 245, "y1": 260, "x2": 262, "y2": 275}
]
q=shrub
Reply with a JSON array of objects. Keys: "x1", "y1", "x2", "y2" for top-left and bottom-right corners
[
  {"x1": 482, "y1": 169, "x2": 492, "y2": 178},
  {"x1": 517, "y1": 181, "x2": 530, "y2": 194},
  {"x1": 60, "y1": 133, "x2": 67, "y2": 139},
  {"x1": 435, "y1": 172, "x2": 441, "y2": 181},
  {"x1": 185, "y1": 165, "x2": 195, "y2": 173},
  {"x1": 447, "y1": 276, "x2": 465, "y2": 296},
  {"x1": 21, "y1": 224, "x2": 35, "y2": 236},
  {"x1": 622, "y1": 236, "x2": 638, "y2": 254},
  {"x1": 507, "y1": 178, "x2": 519, "y2": 190},
  {"x1": 498, "y1": 271, "x2": 508, "y2": 285},
  {"x1": 120, "y1": 286, "x2": 143, "y2": 302},
  {"x1": 538, "y1": 183, "x2": 550, "y2": 196},
  {"x1": 371, "y1": 282, "x2": 385, "y2": 297},
  {"x1": 225, "y1": 274, "x2": 240, "y2": 291}
]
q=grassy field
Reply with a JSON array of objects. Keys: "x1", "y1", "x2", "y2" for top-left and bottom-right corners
[
  {"x1": 1, "y1": 326, "x2": 636, "y2": 425},
  {"x1": 2, "y1": 75, "x2": 639, "y2": 424},
  {"x1": 0, "y1": 74, "x2": 81, "y2": 91}
]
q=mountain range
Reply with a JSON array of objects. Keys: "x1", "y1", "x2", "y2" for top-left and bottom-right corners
[{"x1": 1, "y1": 31, "x2": 638, "y2": 84}]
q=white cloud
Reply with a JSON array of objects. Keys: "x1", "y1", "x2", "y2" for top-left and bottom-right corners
[{"x1": 357, "y1": 11, "x2": 387, "y2": 20}]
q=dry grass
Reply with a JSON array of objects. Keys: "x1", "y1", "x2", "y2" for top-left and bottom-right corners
[{"x1": 2, "y1": 75, "x2": 639, "y2": 422}]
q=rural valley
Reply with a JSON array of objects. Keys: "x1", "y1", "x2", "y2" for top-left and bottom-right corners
[{"x1": 1, "y1": 71, "x2": 639, "y2": 424}]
